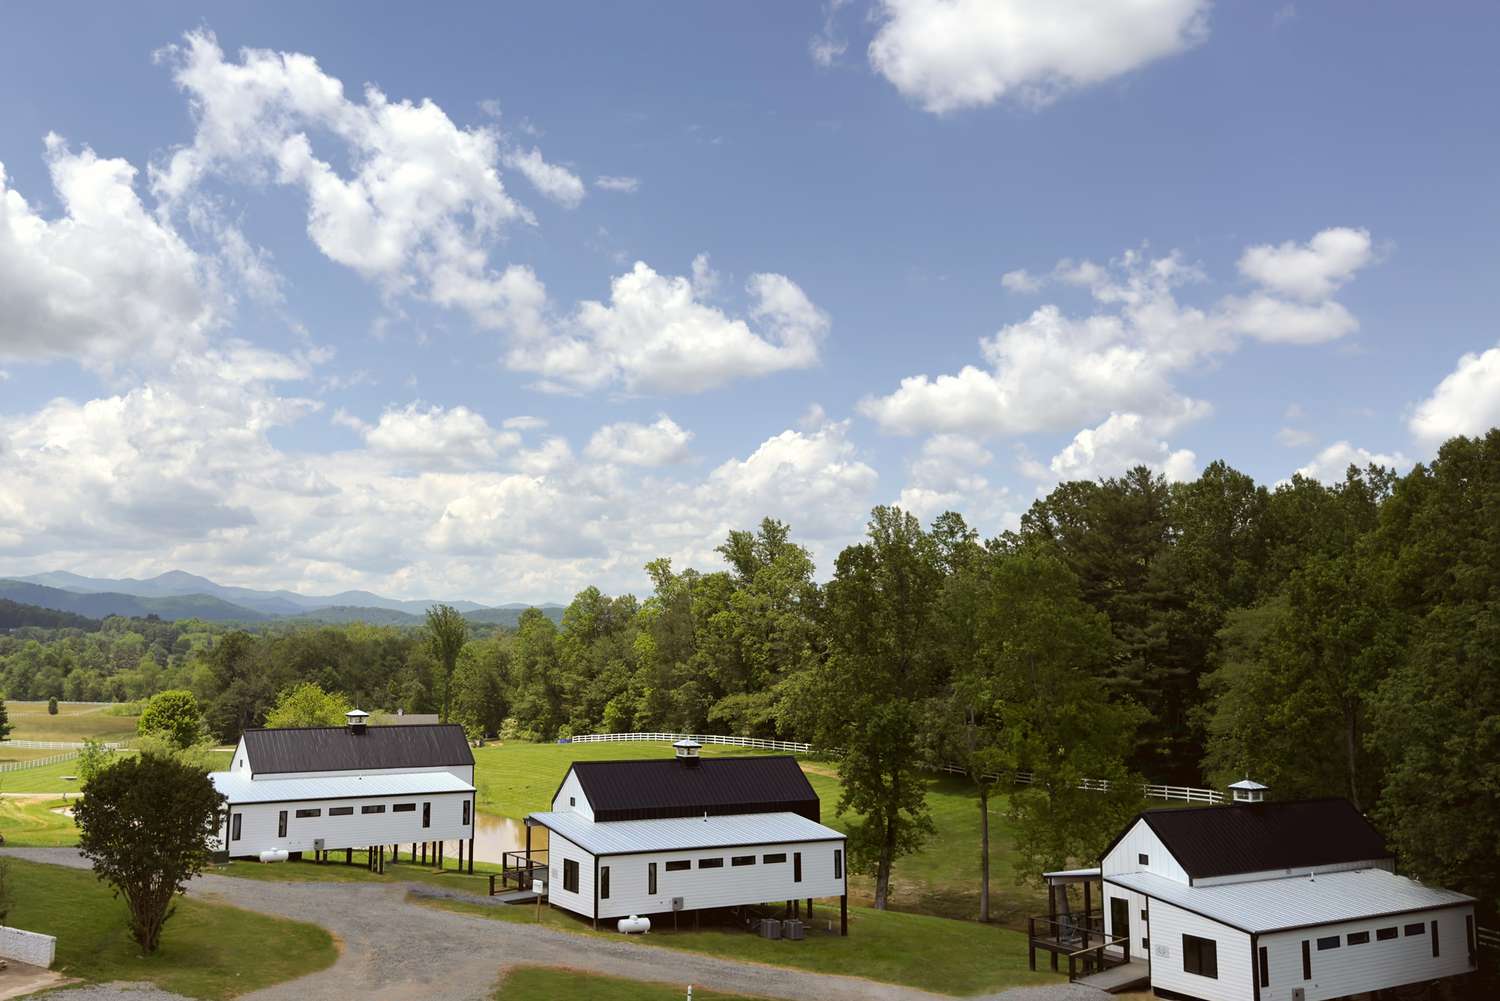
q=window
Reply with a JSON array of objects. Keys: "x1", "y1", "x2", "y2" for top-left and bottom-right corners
[
  {"x1": 1377, "y1": 926, "x2": 1398, "y2": 941},
  {"x1": 732, "y1": 855, "x2": 756, "y2": 867},
  {"x1": 1432, "y1": 920, "x2": 1439, "y2": 958},
  {"x1": 834, "y1": 849, "x2": 843, "y2": 880},
  {"x1": 393, "y1": 803, "x2": 416, "y2": 813},
  {"x1": 1316, "y1": 936, "x2": 1340, "y2": 951},
  {"x1": 563, "y1": 859, "x2": 579, "y2": 894},
  {"x1": 277, "y1": 810, "x2": 287, "y2": 838},
  {"x1": 1258, "y1": 946, "x2": 1269, "y2": 988},
  {"x1": 329, "y1": 806, "x2": 353, "y2": 816},
  {"x1": 1141, "y1": 909, "x2": 1148, "y2": 921},
  {"x1": 1347, "y1": 931, "x2": 1370, "y2": 945},
  {"x1": 422, "y1": 802, "x2": 431, "y2": 828},
  {"x1": 569, "y1": 796, "x2": 576, "y2": 807},
  {"x1": 463, "y1": 801, "x2": 471, "y2": 826},
  {"x1": 794, "y1": 852, "x2": 802, "y2": 883},
  {"x1": 763, "y1": 853, "x2": 787, "y2": 864},
  {"x1": 1182, "y1": 934, "x2": 1218, "y2": 978},
  {"x1": 1301, "y1": 940, "x2": 1311, "y2": 981},
  {"x1": 1142, "y1": 937, "x2": 1149, "y2": 951},
  {"x1": 231, "y1": 813, "x2": 241, "y2": 841},
  {"x1": 1405, "y1": 922, "x2": 1426, "y2": 936},
  {"x1": 295, "y1": 808, "x2": 321, "y2": 819},
  {"x1": 665, "y1": 860, "x2": 691, "y2": 872},
  {"x1": 648, "y1": 862, "x2": 657, "y2": 895},
  {"x1": 361, "y1": 804, "x2": 386, "y2": 815},
  {"x1": 698, "y1": 858, "x2": 724, "y2": 869},
  {"x1": 601, "y1": 865, "x2": 610, "y2": 899},
  {"x1": 1138, "y1": 852, "x2": 1150, "y2": 866}
]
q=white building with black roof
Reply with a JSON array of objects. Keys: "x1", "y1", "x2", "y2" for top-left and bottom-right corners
[
  {"x1": 210, "y1": 710, "x2": 477, "y2": 870},
  {"x1": 526, "y1": 740, "x2": 849, "y2": 933}
]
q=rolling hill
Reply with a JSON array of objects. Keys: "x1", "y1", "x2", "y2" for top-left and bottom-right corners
[
  {"x1": 0, "y1": 597, "x2": 101, "y2": 631},
  {"x1": 0, "y1": 580, "x2": 271, "y2": 623}
]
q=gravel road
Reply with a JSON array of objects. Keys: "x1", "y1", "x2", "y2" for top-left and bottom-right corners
[{"x1": 4, "y1": 848, "x2": 1107, "y2": 1001}]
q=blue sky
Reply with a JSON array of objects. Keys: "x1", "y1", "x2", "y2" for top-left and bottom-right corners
[{"x1": 2, "y1": 2, "x2": 1498, "y2": 602}]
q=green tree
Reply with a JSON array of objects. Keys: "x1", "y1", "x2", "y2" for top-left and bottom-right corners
[
  {"x1": 424, "y1": 604, "x2": 469, "y2": 723},
  {"x1": 264, "y1": 681, "x2": 351, "y2": 729},
  {"x1": 137, "y1": 689, "x2": 205, "y2": 750},
  {"x1": 47, "y1": 696, "x2": 58, "y2": 715},
  {"x1": 794, "y1": 507, "x2": 943, "y2": 909},
  {"x1": 77, "y1": 737, "x2": 117, "y2": 783},
  {"x1": 0, "y1": 694, "x2": 10, "y2": 740},
  {"x1": 75, "y1": 753, "x2": 225, "y2": 953}
]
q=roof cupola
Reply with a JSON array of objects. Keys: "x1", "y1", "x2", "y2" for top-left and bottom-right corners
[
  {"x1": 345, "y1": 709, "x2": 370, "y2": 734},
  {"x1": 673, "y1": 738, "x2": 702, "y2": 768},
  {"x1": 1229, "y1": 777, "x2": 1268, "y2": 804}
]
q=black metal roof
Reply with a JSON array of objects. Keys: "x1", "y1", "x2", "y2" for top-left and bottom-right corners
[
  {"x1": 1119, "y1": 797, "x2": 1391, "y2": 880},
  {"x1": 241, "y1": 723, "x2": 474, "y2": 775},
  {"x1": 565, "y1": 755, "x2": 820, "y2": 823}
]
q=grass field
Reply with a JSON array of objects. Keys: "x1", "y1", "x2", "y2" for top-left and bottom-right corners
[
  {"x1": 495, "y1": 966, "x2": 765, "y2": 1000},
  {"x1": 0, "y1": 749, "x2": 233, "y2": 794},
  {"x1": 0, "y1": 745, "x2": 74, "y2": 763},
  {"x1": 215, "y1": 851, "x2": 504, "y2": 891},
  {"x1": 4, "y1": 700, "x2": 140, "y2": 741},
  {"x1": 5, "y1": 857, "x2": 337, "y2": 999},
  {"x1": 0, "y1": 796, "x2": 79, "y2": 846},
  {"x1": 424, "y1": 893, "x2": 1054, "y2": 997}
]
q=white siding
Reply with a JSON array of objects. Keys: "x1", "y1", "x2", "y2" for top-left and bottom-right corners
[
  {"x1": 1104, "y1": 885, "x2": 1151, "y2": 960},
  {"x1": 1259, "y1": 906, "x2": 1477, "y2": 1001},
  {"x1": 1194, "y1": 857, "x2": 1394, "y2": 887},
  {"x1": 215, "y1": 791, "x2": 472, "y2": 855},
  {"x1": 255, "y1": 763, "x2": 474, "y2": 784},
  {"x1": 231, "y1": 738, "x2": 250, "y2": 775},
  {"x1": 547, "y1": 831, "x2": 596, "y2": 918},
  {"x1": 551, "y1": 770, "x2": 594, "y2": 819},
  {"x1": 1146, "y1": 898, "x2": 1254, "y2": 1001},
  {"x1": 1101, "y1": 819, "x2": 1189, "y2": 884}
]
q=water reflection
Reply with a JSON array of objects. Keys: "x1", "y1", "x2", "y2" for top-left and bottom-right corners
[{"x1": 468, "y1": 812, "x2": 548, "y2": 864}]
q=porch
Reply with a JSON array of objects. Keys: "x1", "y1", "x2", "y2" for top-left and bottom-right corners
[{"x1": 1028, "y1": 867, "x2": 1134, "y2": 984}]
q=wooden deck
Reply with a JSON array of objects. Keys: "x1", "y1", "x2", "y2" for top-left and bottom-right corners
[{"x1": 1075, "y1": 959, "x2": 1149, "y2": 994}]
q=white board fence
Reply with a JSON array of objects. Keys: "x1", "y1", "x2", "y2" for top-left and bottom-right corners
[
  {"x1": 567, "y1": 732, "x2": 1224, "y2": 805},
  {"x1": 0, "y1": 751, "x2": 79, "y2": 775}
]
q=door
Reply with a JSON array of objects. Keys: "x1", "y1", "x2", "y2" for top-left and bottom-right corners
[{"x1": 1110, "y1": 896, "x2": 1130, "y2": 956}]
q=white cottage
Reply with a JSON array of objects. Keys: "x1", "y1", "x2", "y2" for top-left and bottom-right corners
[
  {"x1": 526, "y1": 740, "x2": 849, "y2": 933},
  {"x1": 1079, "y1": 783, "x2": 1478, "y2": 999},
  {"x1": 210, "y1": 710, "x2": 477, "y2": 870}
]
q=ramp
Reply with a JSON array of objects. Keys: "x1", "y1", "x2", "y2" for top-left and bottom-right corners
[{"x1": 1075, "y1": 959, "x2": 1149, "y2": 993}]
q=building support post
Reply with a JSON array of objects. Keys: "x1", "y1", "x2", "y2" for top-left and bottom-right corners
[
  {"x1": 1083, "y1": 881, "x2": 1092, "y2": 950},
  {"x1": 806, "y1": 898, "x2": 813, "y2": 917},
  {"x1": 458, "y1": 839, "x2": 464, "y2": 873},
  {"x1": 840, "y1": 894, "x2": 847, "y2": 936},
  {"x1": 345, "y1": 847, "x2": 352, "y2": 866},
  {"x1": 468, "y1": 835, "x2": 475, "y2": 874}
]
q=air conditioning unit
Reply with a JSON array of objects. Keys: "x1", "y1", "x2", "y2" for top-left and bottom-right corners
[
  {"x1": 313, "y1": 838, "x2": 325, "y2": 853},
  {"x1": 759, "y1": 918, "x2": 782, "y2": 940},
  {"x1": 671, "y1": 897, "x2": 685, "y2": 911},
  {"x1": 1292, "y1": 989, "x2": 1305, "y2": 1001},
  {"x1": 782, "y1": 919, "x2": 805, "y2": 941}
]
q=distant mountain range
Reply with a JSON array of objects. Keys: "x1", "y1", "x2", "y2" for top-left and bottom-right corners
[{"x1": 0, "y1": 571, "x2": 564, "y2": 627}]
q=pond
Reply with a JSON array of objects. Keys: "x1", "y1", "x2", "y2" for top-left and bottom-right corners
[{"x1": 468, "y1": 812, "x2": 549, "y2": 864}]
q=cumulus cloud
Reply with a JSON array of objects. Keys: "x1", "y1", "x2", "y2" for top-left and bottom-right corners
[
  {"x1": 357, "y1": 403, "x2": 519, "y2": 467},
  {"x1": 1000, "y1": 268, "x2": 1041, "y2": 293},
  {"x1": 894, "y1": 433, "x2": 1018, "y2": 532},
  {"x1": 1237, "y1": 227, "x2": 1373, "y2": 301},
  {"x1": 585, "y1": 416, "x2": 694, "y2": 466},
  {"x1": 1276, "y1": 426, "x2": 1316, "y2": 448},
  {"x1": 503, "y1": 147, "x2": 586, "y2": 208},
  {"x1": 502, "y1": 415, "x2": 547, "y2": 431},
  {"x1": 1409, "y1": 345, "x2": 1500, "y2": 446},
  {"x1": 1044, "y1": 412, "x2": 1198, "y2": 483},
  {"x1": 1293, "y1": 441, "x2": 1410, "y2": 484},
  {"x1": 868, "y1": 0, "x2": 1210, "y2": 114},
  {"x1": 861, "y1": 229, "x2": 1376, "y2": 439},
  {"x1": 594, "y1": 175, "x2": 640, "y2": 193},
  {"x1": 0, "y1": 137, "x2": 215, "y2": 367}
]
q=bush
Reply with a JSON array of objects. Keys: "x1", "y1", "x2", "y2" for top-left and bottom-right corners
[{"x1": 47, "y1": 697, "x2": 58, "y2": 715}]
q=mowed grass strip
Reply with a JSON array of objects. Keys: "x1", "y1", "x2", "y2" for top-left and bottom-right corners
[
  {"x1": 0, "y1": 796, "x2": 79, "y2": 846},
  {"x1": 0, "y1": 749, "x2": 233, "y2": 794},
  {"x1": 420, "y1": 894, "x2": 1056, "y2": 997},
  {"x1": 495, "y1": 966, "x2": 767, "y2": 1000},
  {"x1": 216, "y1": 852, "x2": 504, "y2": 892},
  {"x1": 5, "y1": 858, "x2": 337, "y2": 999},
  {"x1": 4, "y1": 700, "x2": 140, "y2": 741}
]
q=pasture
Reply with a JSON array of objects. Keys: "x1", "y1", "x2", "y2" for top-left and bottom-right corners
[{"x1": 3, "y1": 700, "x2": 140, "y2": 742}]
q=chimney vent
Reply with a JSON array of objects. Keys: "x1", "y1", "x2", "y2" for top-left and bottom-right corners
[
  {"x1": 673, "y1": 738, "x2": 702, "y2": 768},
  {"x1": 346, "y1": 709, "x2": 370, "y2": 734},
  {"x1": 1229, "y1": 777, "x2": 1268, "y2": 804}
]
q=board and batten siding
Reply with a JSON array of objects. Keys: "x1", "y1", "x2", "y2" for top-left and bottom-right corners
[
  {"x1": 552, "y1": 770, "x2": 594, "y2": 818},
  {"x1": 216, "y1": 790, "x2": 472, "y2": 854},
  {"x1": 1101, "y1": 818, "x2": 1189, "y2": 884},
  {"x1": 1258, "y1": 905, "x2": 1476, "y2": 1001},
  {"x1": 547, "y1": 831, "x2": 596, "y2": 918},
  {"x1": 1145, "y1": 897, "x2": 1255, "y2": 1001},
  {"x1": 1104, "y1": 884, "x2": 1151, "y2": 957}
]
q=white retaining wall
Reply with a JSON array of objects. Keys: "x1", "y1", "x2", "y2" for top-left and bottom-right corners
[{"x1": 0, "y1": 925, "x2": 56, "y2": 967}]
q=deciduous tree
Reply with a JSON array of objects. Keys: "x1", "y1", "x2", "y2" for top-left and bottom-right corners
[
  {"x1": 424, "y1": 604, "x2": 469, "y2": 724},
  {"x1": 264, "y1": 681, "x2": 351, "y2": 729},
  {"x1": 136, "y1": 689, "x2": 205, "y2": 749}
]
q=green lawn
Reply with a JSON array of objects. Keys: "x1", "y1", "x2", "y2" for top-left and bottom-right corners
[
  {"x1": 0, "y1": 749, "x2": 232, "y2": 794},
  {"x1": 214, "y1": 852, "x2": 504, "y2": 892},
  {"x1": 423, "y1": 893, "x2": 1055, "y2": 997},
  {"x1": 0, "y1": 796, "x2": 79, "y2": 846},
  {"x1": 0, "y1": 744, "x2": 74, "y2": 763},
  {"x1": 496, "y1": 966, "x2": 766, "y2": 1000},
  {"x1": 4, "y1": 858, "x2": 337, "y2": 999},
  {"x1": 4, "y1": 700, "x2": 140, "y2": 741}
]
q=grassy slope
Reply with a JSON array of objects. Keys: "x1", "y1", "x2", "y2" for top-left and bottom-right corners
[
  {"x1": 0, "y1": 750, "x2": 233, "y2": 793},
  {"x1": 5, "y1": 858, "x2": 337, "y2": 999},
  {"x1": 4, "y1": 700, "x2": 140, "y2": 741},
  {"x1": 496, "y1": 966, "x2": 765, "y2": 1000},
  {"x1": 423, "y1": 893, "x2": 1052, "y2": 997},
  {"x1": 0, "y1": 796, "x2": 79, "y2": 846}
]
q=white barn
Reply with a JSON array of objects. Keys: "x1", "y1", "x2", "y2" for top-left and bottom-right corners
[
  {"x1": 526, "y1": 740, "x2": 849, "y2": 933},
  {"x1": 1081, "y1": 783, "x2": 1479, "y2": 999},
  {"x1": 210, "y1": 710, "x2": 478, "y2": 870}
]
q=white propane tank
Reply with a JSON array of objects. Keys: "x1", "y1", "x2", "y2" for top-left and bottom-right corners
[
  {"x1": 258, "y1": 849, "x2": 289, "y2": 863},
  {"x1": 617, "y1": 914, "x2": 651, "y2": 934}
]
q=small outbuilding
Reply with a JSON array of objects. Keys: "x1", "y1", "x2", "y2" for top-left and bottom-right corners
[
  {"x1": 210, "y1": 710, "x2": 477, "y2": 870},
  {"x1": 526, "y1": 740, "x2": 848, "y2": 933}
]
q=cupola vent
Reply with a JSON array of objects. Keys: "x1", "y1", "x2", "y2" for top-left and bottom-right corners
[
  {"x1": 673, "y1": 738, "x2": 702, "y2": 768},
  {"x1": 345, "y1": 709, "x2": 370, "y2": 734},
  {"x1": 1229, "y1": 777, "x2": 1268, "y2": 804}
]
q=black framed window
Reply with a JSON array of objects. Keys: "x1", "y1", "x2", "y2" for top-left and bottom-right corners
[
  {"x1": 569, "y1": 796, "x2": 576, "y2": 807},
  {"x1": 563, "y1": 858, "x2": 579, "y2": 893},
  {"x1": 231, "y1": 813, "x2": 241, "y2": 841},
  {"x1": 1317, "y1": 935, "x2": 1340, "y2": 951},
  {"x1": 295, "y1": 808, "x2": 321, "y2": 818},
  {"x1": 665, "y1": 860, "x2": 691, "y2": 872},
  {"x1": 393, "y1": 803, "x2": 416, "y2": 813},
  {"x1": 794, "y1": 851, "x2": 802, "y2": 883},
  {"x1": 763, "y1": 853, "x2": 786, "y2": 864},
  {"x1": 1432, "y1": 920, "x2": 1439, "y2": 958},
  {"x1": 698, "y1": 858, "x2": 724, "y2": 869},
  {"x1": 834, "y1": 849, "x2": 843, "y2": 880},
  {"x1": 361, "y1": 804, "x2": 385, "y2": 814},
  {"x1": 1258, "y1": 945, "x2": 1268, "y2": 988},
  {"x1": 463, "y1": 801, "x2": 471, "y2": 825},
  {"x1": 1301, "y1": 940, "x2": 1311, "y2": 980},
  {"x1": 731, "y1": 855, "x2": 755, "y2": 867},
  {"x1": 648, "y1": 862, "x2": 657, "y2": 895},
  {"x1": 329, "y1": 806, "x2": 353, "y2": 816},
  {"x1": 1347, "y1": 931, "x2": 1370, "y2": 945},
  {"x1": 601, "y1": 865, "x2": 610, "y2": 899},
  {"x1": 1138, "y1": 853, "x2": 1150, "y2": 866},
  {"x1": 1377, "y1": 927, "x2": 1398, "y2": 941},
  {"x1": 277, "y1": 810, "x2": 287, "y2": 837},
  {"x1": 422, "y1": 802, "x2": 431, "y2": 828},
  {"x1": 1405, "y1": 922, "x2": 1425, "y2": 936},
  {"x1": 1182, "y1": 934, "x2": 1218, "y2": 978}
]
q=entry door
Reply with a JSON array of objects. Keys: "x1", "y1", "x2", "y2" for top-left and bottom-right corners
[{"x1": 1110, "y1": 897, "x2": 1130, "y2": 951}]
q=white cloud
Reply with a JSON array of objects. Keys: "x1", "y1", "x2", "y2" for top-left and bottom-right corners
[
  {"x1": 358, "y1": 403, "x2": 519, "y2": 467},
  {"x1": 585, "y1": 416, "x2": 694, "y2": 466},
  {"x1": 0, "y1": 137, "x2": 214, "y2": 367},
  {"x1": 1045, "y1": 412, "x2": 1198, "y2": 483},
  {"x1": 594, "y1": 175, "x2": 640, "y2": 194},
  {"x1": 868, "y1": 0, "x2": 1210, "y2": 114},
  {"x1": 810, "y1": 0, "x2": 851, "y2": 67},
  {"x1": 505, "y1": 259, "x2": 829, "y2": 394},
  {"x1": 1293, "y1": 441, "x2": 1410, "y2": 484},
  {"x1": 1237, "y1": 227, "x2": 1372, "y2": 301},
  {"x1": 1276, "y1": 426, "x2": 1315, "y2": 448},
  {"x1": 1001, "y1": 268, "x2": 1041, "y2": 293},
  {"x1": 502, "y1": 415, "x2": 547, "y2": 431},
  {"x1": 503, "y1": 147, "x2": 586, "y2": 208},
  {"x1": 1409, "y1": 344, "x2": 1500, "y2": 445}
]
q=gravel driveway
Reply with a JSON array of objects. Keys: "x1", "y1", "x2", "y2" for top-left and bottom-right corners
[{"x1": 3, "y1": 848, "x2": 1106, "y2": 1001}]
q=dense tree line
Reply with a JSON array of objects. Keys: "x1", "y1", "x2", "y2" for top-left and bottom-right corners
[{"x1": 2, "y1": 430, "x2": 1497, "y2": 912}]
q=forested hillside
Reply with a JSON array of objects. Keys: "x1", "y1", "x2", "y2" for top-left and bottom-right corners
[{"x1": 2, "y1": 429, "x2": 1496, "y2": 909}]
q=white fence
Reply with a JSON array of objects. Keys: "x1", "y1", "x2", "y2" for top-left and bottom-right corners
[
  {"x1": 0, "y1": 750, "x2": 78, "y2": 774},
  {"x1": 570, "y1": 732, "x2": 1223, "y2": 805},
  {"x1": 2, "y1": 739, "x2": 132, "y2": 750}
]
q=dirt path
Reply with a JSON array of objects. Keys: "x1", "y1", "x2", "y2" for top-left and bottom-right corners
[{"x1": 2, "y1": 848, "x2": 1103, "y2": 1001}]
